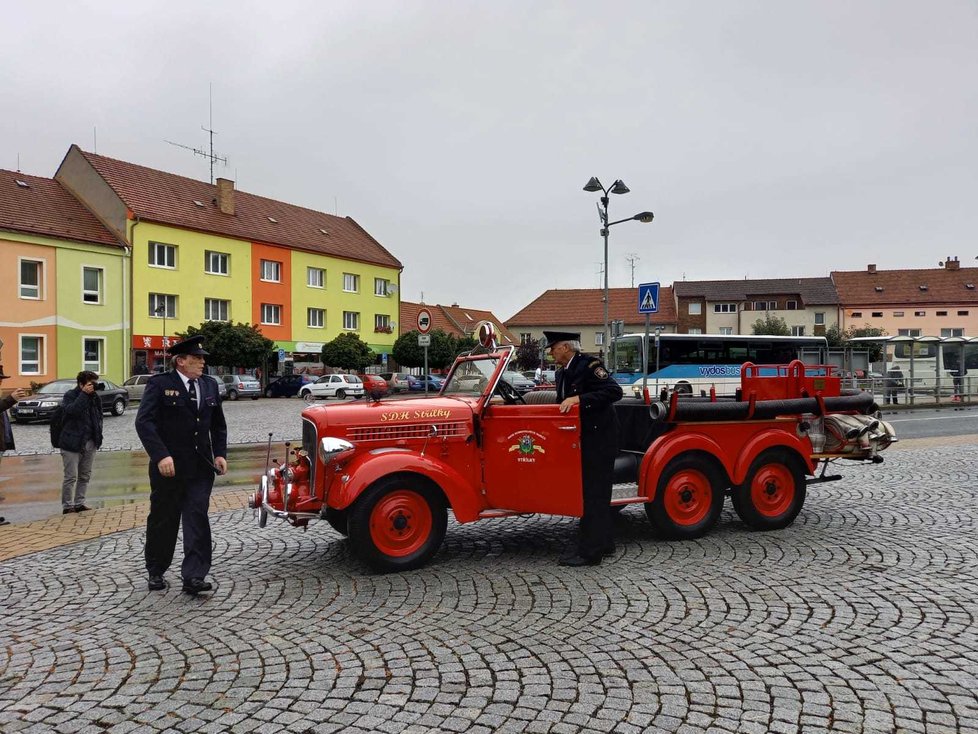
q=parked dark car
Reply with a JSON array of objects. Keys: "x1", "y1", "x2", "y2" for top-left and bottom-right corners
[
  {"x1": 500, "y1": 371, "x2": 536, "y2": 395},
  {"x1": 264, "y1": 374, "x2": 316, "y2": 398},
  {"x1": 12, "y1": 378, "x2": 129, "y2": 423},
  {"x1": 221, "y1": 374, "x2": 262, "y2": 400}
]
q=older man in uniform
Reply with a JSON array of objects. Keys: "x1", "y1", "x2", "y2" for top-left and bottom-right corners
[
  {"x1": 136, "y1": 336, "x2": 228, "y2": 595},
  {"x1": 545, "y1": 331, "x2": 624, "y2": 566}
]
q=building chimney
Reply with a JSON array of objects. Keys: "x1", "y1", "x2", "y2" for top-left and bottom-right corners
[
  {"x1": 946, "y1": 256, "x2": 960, "y2": 271},
  {"x1": 216, "y1": 178, "x2": 235, "y2": 215},
  {"x1": 867, "y1": 264, "x2": 877, "y2": 274}
]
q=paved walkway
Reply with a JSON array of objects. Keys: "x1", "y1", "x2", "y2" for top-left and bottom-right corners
[{"x1": 0, "y1": 437, "x2": 976, "y2": 733}]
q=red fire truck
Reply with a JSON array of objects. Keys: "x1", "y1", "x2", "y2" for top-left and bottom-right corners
[{"x1": 250, "y1": 324, "x2": 894, "y2": 572}]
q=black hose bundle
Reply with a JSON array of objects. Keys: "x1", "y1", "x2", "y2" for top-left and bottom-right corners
[{"x1": 649, "y1": 391, "x2": 876, "y2": 422}]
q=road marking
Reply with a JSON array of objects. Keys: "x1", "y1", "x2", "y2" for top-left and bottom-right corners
[{"x1": 888, "y1": 413, "x2": 978, "y2": 423}]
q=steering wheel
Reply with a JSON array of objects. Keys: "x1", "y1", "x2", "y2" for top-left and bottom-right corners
[{"x1": 495, "y1": 378, "x2": 526, "y2": 405}]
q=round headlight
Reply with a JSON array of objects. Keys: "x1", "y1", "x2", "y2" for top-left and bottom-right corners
[{"x1": 319, "y1": 436, "x2": 355, "y2": 465}]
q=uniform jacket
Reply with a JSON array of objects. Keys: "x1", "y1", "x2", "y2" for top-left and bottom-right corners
[
  {"x1": 59, "y1": 387, "x2": 104, "y2": 452},
  {"x1": 556, "y1": 353, "x2": 624, "y2": 442},
  {"x1": 1, "y1": 395, "x2": 15, "y2": 452},
  {"x1": 135, "y1": 371, "x2": 228, "y2": 474}
]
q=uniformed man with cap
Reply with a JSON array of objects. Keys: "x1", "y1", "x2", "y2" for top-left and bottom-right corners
[
  {"x1": 545, "y1": 331, "x2": 623, "y2": 566},
  {"x1": 135, "y1": 335, "x2": 228, "y2": 595}
]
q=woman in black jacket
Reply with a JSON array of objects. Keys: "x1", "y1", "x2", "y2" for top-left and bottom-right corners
[{"x1": 60, "y1": 371, "x2": 104, "y2": 513}]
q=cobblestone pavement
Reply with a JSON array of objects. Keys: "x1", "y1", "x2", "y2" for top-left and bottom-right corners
[{"x1": 1, "y1": 441, "x2": 977, "y2": 733}]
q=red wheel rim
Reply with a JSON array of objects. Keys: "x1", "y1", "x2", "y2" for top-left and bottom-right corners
[
  {"x1": 369, "y1": 490, "x2": 432, "y2": 557},
  {"x1": 750, "y1": 463, "x2": 794, "y2": 518},
  {"x1": 663, "y1": 469, "x2": 713, "y2": 526}
]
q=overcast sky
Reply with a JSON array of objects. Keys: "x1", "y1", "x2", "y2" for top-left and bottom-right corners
[{"x1": 4, "y1": 1, "x2": 976, "y2": 320}]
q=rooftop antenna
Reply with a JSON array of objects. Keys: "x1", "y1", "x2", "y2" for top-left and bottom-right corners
[
  {"x1": 164, "y1": 83, "x2": 228, "y2": 183},
  {"x1": 16, "y1": 153, "x2": 20, "y2": 172},
  {"x1": 626, "y1": 252, "x2": 640, "y2": 287}
]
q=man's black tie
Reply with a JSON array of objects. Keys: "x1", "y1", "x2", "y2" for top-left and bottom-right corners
[{"x1": 188, "y1": 379, "x2": 198, "y2": 411}]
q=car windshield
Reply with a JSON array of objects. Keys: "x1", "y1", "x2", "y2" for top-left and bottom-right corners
[
  {"x1": 442, "y1": 356, "x2": 502, "y2": 396},
  {"x1": 37, "y1": 381, "x2": 76, "y2": 394}
]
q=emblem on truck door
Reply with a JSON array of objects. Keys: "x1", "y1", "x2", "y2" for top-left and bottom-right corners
[{"x1": 508, "y1": 432, "x2": 546, "y2": 461}]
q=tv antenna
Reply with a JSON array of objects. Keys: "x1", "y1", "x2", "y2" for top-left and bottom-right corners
[
  {"x1": 626, "y1": 252, "x2": 640, "y2": 287},
  {"x1": 164, "y1": 83, "x2": 228, "y2": 183}
]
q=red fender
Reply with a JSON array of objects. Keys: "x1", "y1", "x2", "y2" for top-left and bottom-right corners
[
  {"x1": 640, "y1": 431, "x2": 732, "y2": 500},
  {"x1": 325, "y1": 449, "x2": 485, "y2": 523},
  {"x1": 730, "y1": 430, "x2": 815, "y2": 485}
]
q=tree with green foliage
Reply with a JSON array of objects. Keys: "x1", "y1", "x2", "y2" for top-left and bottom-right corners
[
  {"x1": 321, "y1": 332, "x2": 374, "y2": 371},
  {"x1": 181, "y1": 321, "x2": 275, "y2": 369},
  {"x1": 392, "y1": 329, "x2": 464, "y2": 369},
  {"x1": 751, "y1": 315, "x2": 791, "y2": 336}
]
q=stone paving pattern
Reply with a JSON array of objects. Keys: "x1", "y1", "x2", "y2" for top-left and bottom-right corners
[{"x1": 1, "y1": 438, "x2": 977, "y2": 733}]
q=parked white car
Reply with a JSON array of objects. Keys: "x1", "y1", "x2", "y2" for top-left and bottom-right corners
[{"x1": 299, "y1": 374, "x2": 365, "y2": 402}]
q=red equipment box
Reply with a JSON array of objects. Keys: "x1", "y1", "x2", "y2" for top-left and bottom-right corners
[{"x1": 740, "y1": 360, "x2": 841, "y2": 401}]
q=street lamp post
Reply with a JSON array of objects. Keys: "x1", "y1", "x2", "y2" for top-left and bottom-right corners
[{"x1": 582, "y1": 177, "x2": 654, "y2": 359}]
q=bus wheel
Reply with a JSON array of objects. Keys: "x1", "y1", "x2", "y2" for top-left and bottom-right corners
[
  {"x1": 646, "y1": 454, "x2": 724, "y2": 539},
  {"x1": 732, "y1": 448, "x2": 806, "y2": 530},
  {"x1": 348, "y1": 476, "x2": 447, "y2": 573},
  {"x1": 324, "y1": 507, "x2": 349, "y2": 536},
  {"x1": 674, "y1": 382, "x2": 693, "y2": 395}
]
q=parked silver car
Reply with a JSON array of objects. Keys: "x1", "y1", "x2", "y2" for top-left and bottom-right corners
[
  {"x1": 379, "y1": 372, "x2": 412, "y2": 393},
  {"x1": 125, "y1": 373, "x2": 227, "y2": 401},
  {"x1": 221, "y1": 374, "x2": 262, "y2": 400}
]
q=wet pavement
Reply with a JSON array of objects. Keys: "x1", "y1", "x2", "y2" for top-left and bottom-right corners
[{"x1": 0, "y1": 436, "x2": 976, "y2": 733}]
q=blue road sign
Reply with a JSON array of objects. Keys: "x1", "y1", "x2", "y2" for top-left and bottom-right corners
[
  {"x1": 278, "y1": 348, "x2": 286, "y2": 360},
  {"x1": 638, "y1": 282, "x2": 660, "y2": 314}
]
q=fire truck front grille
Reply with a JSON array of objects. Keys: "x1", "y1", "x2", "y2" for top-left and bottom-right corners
[{"x1": 347, "y1": 421, "x2": 469, "y2": 442}]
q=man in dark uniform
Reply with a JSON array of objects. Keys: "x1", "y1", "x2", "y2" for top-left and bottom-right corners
[
  {"x1": 546, "y1": 331, "x2": 624, "y2": 567},
  {"x1": 136, "y1": 336, "x2": 228, "y2": 595}
]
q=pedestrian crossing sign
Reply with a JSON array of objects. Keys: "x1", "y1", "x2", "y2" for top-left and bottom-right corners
[{"x1": 638, "y1": 282, "x2": 660, "y2": 314}]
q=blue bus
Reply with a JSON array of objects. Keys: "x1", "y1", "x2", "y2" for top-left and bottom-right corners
[{"x1": 611, "y1": 333, "x2": 828, "y2": 397}]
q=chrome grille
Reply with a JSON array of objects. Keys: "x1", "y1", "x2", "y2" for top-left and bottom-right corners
[
  {"x1": 347, "y1": 421, "x2": 468, "y2": 442},
  {"x1": 302, "y1": 418, "x2": 318, "y2": 489}
]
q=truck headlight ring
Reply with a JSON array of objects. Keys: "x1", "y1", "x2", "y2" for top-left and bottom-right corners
[{"x1": 319, "y1": 436, "x2": 355, "y2": 465}]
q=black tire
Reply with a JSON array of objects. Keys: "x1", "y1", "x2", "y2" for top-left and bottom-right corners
[
  {"x1": 348, "y1": 475, "x2": 447, "y2": 573},
  {"x1": 251, "y1": 395, "x2": 259, "y2": 400},
  {"x1": 646, "y1": 454, "x2": 725, "y2": 539},
  {"x1": 228, "y1": 389, "x2": 239, "y2": 401},
  {"x1": 112, "y1": 398, "x2": 126, "y2": 416},
  {"x1": 731, "y1": 448, "x2": 807, "y2": 531},
  {"x1": 674, "y1": 382, "x2": 693, "y2": 395},
  {"x1": 325, "y1": 507, "x2": 350, "y2": 536},
  {"x1": 336, "y1": 388, "x2": 346, "y2": 400},
  {"x1": 265, "y1": 388, "x2": 275, "y2": 398},
  {"x1": 301, "y1": 390, "x2": 315, "y2": 404}
]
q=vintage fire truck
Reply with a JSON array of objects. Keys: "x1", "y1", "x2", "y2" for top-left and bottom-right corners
[{"x1": 250, "y1": 324, "x2": 895, "y2": 572}]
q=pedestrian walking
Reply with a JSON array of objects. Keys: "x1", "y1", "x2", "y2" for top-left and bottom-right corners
[
  {"x1": 1, "y1": 364, "x2": 30, "y2": 526},
  {"x1": 135, "y1": 335, "x2": 228, "y2": 595},
  {"x1": 59, "y1": 371, "x2": 103, "y2": 513},
  {"x1": 884, "y1": 366, "x2": 905, "y2": 405},
  {"x1": 546, "y1": 331, "x2": 623, "y2": 567}
]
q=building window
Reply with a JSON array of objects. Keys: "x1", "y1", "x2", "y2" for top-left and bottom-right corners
[
  {"x1": 308, "y1": 308, "x2": 325, "y2": 328},
  {"x1": 753, "y1": 301, "x2": 766, "y2": 311},
  {"x1": 20, "y1": 259, "x2": 43, "y2": 299},
  {"x1": 688, "y1": 302, "x2": 702, "y2": 315},
  {"x1": 83, "y1": 338, "x2": 103, "y2": 374},
  {"x1": 520, "y1": 333, "x2": 533, "y2": 344},
  {"x1": 791, "y1": 326, "x2": 806, "y2": 336},
  {"x1": 871, "y1": 312, "x2": 883, "y2": 318},
  {"x1": 893, "y1": 311, "x2": 904, "y2": 317},
  {"x1": 82, "y1": 267, "x2": 103, "y2": 304},
  {"x1": 343, "y1": 311, "x2": 360, "y2": 330},
  {"x1": 260, "y1": 260, "x2": 281, "y2": 282},
  {"x1": 941, "y1": 328, "x2": 965, "y2": 337},
  {"x1": 768, "y1": 301, "x2": 778, "y2": 310},
  {"x1": 851, "y1": 312, "x2": 862, "y2": 318},
  {"x1": 149, "y1": 241, "x2": 176, "y2": 268},
  {"x1": 814, "y1": 312, "x2": 825, "y2": 325},
  {"x1": 719, "y1": 327, "x2": 733, "y2": 335},
  {"x1": 786, "y1": 300, "x2": 798, "y2": 310},
  {"x1": 374, "y1": 314, "x2": 392, "y2": 333},
  {"x1": 374, "y1": 278, "x2": 390, "y2": 296},
  {"x1": 914, "y1": 311, "x2": 926, "y2": 317},
  {"x1": 897, "y1": 329, "x2": 922, "y2": 337},
  {"x1": 307, "y1": 267, "x2": 325, "y2": 288},
  {"x1": 688, "y1": 328, "x2": 703, "y2": 335},
  {"x1": 594, "y1": 332, "x2": 605, "y2": 346},
  {"x1": 205, "y1": 251, "x2": 229, "y2": 275},
  {"x1": 937, "y1": 311, "x2": 948, "y2": 316},
  {"x1": 204, "y1": 298, "x2": 230, "y2": 322},
  {"x1": 344, "y1": 273, "x2": 360, "y2": 293},
  {"x1": 20, "y1": 335, "x2": 43, "y2": 374},
  {"x1": 958, "y1": 310, "x2": 970, "y2": 316},
  {"x1": 713, "y1": 303, "x2": 737, "y2": 313},
  {"x1": 149, "y1": 293, "x2": 176, "y2": 319},
  {"x1": 260, "y1": 304, "x2": 281, "y2": 325}
]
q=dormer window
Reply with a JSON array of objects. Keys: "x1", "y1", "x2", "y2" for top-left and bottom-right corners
[
  {"x1": 319, "y1": 228, "x2": 329, "y2": 235},
  {"x1": 267, "y1": 216, "x2": 278, "y2": 223},
  {"x1": 15, "y1": 179, "x2": 30, "y2": 189},
  {"x1": 193, "y1": 200, "x2": 204, "y2": 207},
  {"x1": 919, "y1": 285, "x2": 928, "y2": 291},
  {"x1": 874, "y1": 286, "x2": 884, "y2": 292},
  {"x1": 966, "y1": 284, "x2": 975, "y2": 290}
]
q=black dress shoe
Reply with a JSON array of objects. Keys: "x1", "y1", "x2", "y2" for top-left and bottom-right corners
[
  {"x1": 558, "y1": 554, "x2": 602, "y2": 567},
  {"x1": 74, "y1": 505, "x2": 92, "y2": 513},
  {"x1": 601, "y1": 544, "x2": 616, "y2": 557},
  {"x1": 147, "y1": 575, "x2": 167, "y2": 591},
  {"x1": 63, "y1": 507, "x2": 76, "y2": 514},
  {"x1": 182, "y1": 578, "x2": 213, "y2": 595}
]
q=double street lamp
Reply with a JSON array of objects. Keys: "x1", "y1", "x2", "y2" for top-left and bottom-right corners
[{"x1": 583, "y1": 177, "x2": 654, "y2": 359}]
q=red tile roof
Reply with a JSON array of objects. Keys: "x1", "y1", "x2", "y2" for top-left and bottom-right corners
[
  {"x1": 68, "y1": 146, "x2": 401, "y2": 268},
  {"x1": 0, "y1": 169, "x2": 120, "y2": 247},
  {"x1": 831, "y1": 263, "x2": 978, "y2": 306},
  {"x1": 400, "y1": 302, "x2": 518, "y2": 344},
  {"x1": 506, "y1": 287, "x2": 676, "y2": 327}
]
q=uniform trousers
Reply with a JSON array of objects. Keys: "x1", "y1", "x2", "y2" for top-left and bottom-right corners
[
  {"x1": 61, "y1": 439, "x2": 96, "y2": 510},
  {"x1": 144, "y1": 460, "x2": 214, "y2": 581},
  {"x1": 578, "y1": 434, "x2": 616, "y2": 558}
]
